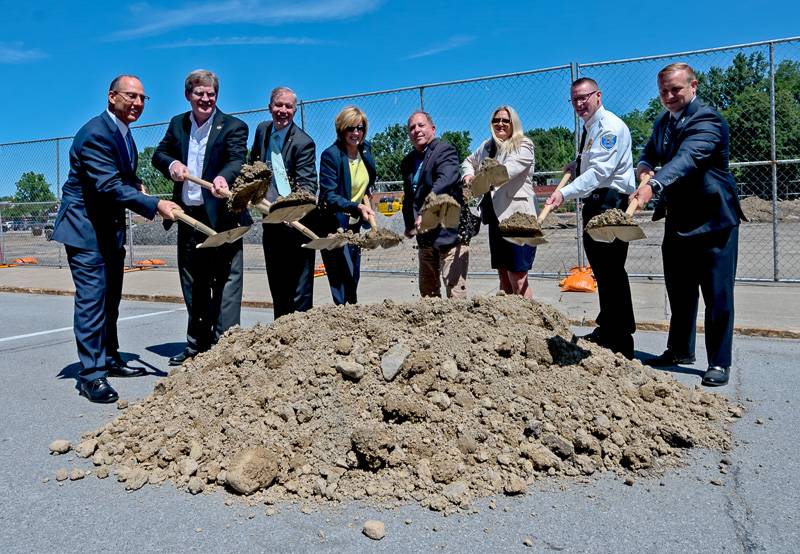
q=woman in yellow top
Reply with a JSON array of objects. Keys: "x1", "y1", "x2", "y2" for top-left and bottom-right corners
[{"x1": 318, "y1": 106, "x2": 376, "y2": 304}]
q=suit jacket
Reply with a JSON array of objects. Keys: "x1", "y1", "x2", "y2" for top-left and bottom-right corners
[
  {"x1": 52, "y1": 111, "x2": 159, "y2": 252},
  {"x1": 641, "y1": 99, "x2": 745, "y2": 236},
  {"x1": 152, "y1": 109, "x2": 250, "y2": 231},
  {"x1": 401, "y1": 138, "x2": 462, "y2": 248},
  {"x1": 318, "y1": 139, "x2": 376, "y2": 232},
  {"x1": 461, "y1": 137, "x2": 537, "y2": 223},
  {"x1": 249, "y1": 121, "x2": 318, "y2": 195}
]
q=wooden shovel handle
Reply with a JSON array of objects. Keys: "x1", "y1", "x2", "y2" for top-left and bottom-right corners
[
  {"x1": 537, "y1": 172, "x2": 572, "y2": 223},
  {"x1": 627, "y1": 174, "x2": 652, "y2": 215},
  {"x1": 363, "y1": 196, "x2": 377, "y2": 230},
  {"x1": 186, "y1": 174, "x2": 234, "y2": 199},
  {"x1": 172, "y1": 210, "x2": 215, "y2": 236}
]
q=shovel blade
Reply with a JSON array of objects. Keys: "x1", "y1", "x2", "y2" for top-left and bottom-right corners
[
  {"x1": 219, "y1": 225, "x2": 251, "y2": 243},
  {"x1": 502, "y1": 235, "x2": 548, "y2": 247},
  {"x1": 196, "y1": 233, "x2": 230, "y2": 249},
  {"x1": 303, "y1": 236, "x2": 347, "y2": 250},
  {"x1": 586, "y1": 225, "x2": 646, "y2": 243},
  {"x1": 263, "y1": 202, "x2": 316, "y2": 224}
]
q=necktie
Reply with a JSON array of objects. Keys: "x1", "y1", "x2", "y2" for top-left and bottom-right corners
[
  {"x1": 575, "y1": 127, "x2": 587, "y2": 176},
  {"x1": 663, "y1": 116, "x2": 677, "y2": 148},
  {"x1": 270, "y1": 132, "x2": 291, "y2": 197},
  {"x1": 125, "y1": 131, "x2": 136, "y2": 169}
]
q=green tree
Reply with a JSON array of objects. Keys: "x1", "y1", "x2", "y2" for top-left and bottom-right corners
[
  {"x1": 620, "y1": 97, "x2": 663, "y2": 163},
  {"x1": 370, "y1": 123, "x2": 410, "y2": 188},
  {"x1": 137, "y1": 146, "x2": 173, "y2": 197},
  {"x1": 525, "y1": 126, "x2": 574, "y2": 180},
  {"x1": 439, "y1": 130, "x2": 472, "y2": 163},
  {"x1": 14, "y1": 172, "x2": 56, "y2": 203}
]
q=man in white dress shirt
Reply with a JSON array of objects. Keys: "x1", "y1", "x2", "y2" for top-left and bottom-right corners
[
  {"x1": 153, "y1": 69, "x2": 249, "y2": 365},
  {"x1": 545, "y1": 77, "x2": 637, "y2": 359}
]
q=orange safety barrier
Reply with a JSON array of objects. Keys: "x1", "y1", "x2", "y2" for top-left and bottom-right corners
[
  {"x1": 559, "y1": 265, "x2": 596, "y2": 293},
  {"x1": 134, "y1": 258, "x2": 167, "y2": 266},
  {"x1": 313, "y1": 263, "x2": 327, "y2": 278},
  {"x1": 13, "y1": 257, "x2": 39, "y2": 265}
]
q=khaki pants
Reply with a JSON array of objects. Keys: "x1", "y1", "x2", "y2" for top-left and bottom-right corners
[{"x1": 418, "y1": 243, "x2": 469, "y2": 298}]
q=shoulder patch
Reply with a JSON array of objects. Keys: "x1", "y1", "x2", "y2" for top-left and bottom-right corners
[{"x1": 600, "y1": 134, "x2": 617, "y2": 150}]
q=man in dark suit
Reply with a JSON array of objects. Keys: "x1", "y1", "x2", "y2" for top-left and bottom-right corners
[
  {"x1": 52, "y1": 75, "x2": 179, "y2": 403},
  {"x1": 249, "y1": 86, "x2": 318, "y2": 319},
  {"x1": 153, "y1": 70, "x2": 250, "y2": 366},
  {"x1": 631, "y1": 62, "x2": 746, "y2": 387},
  {"x1": 401, "y1": 111, "x2": 467, "y2": 298}
]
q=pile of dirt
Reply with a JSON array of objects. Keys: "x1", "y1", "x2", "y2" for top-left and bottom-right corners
[
  {"x1": 68, "y1": 296, "x2": 738, "y2": 512},
  {"x1": 228, "y1": 162, "x2": 271, "y2": 212},
  {"x1": 270, "y1": 190, "x2": 317, "y2": 211},
  {"x1": 498, "y1": 212, "x2": 542, "y2": 236},
  {"x1": 585, "y1": 209, "x2": 635, "y2": 229},
  {"x1": 740, "y1": 196, "x2": 800, "y2": 222}
]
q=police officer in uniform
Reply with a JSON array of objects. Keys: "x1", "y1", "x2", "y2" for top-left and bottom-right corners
[
  {"x1": 545, "y1": 77, "x2": 636, "y2": 359},
  {"x1": 631, "y1": 62, "x2": 745, "y2": 387}
]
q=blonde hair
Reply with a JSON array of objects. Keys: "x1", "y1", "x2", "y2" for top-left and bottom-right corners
[
  {"x1": 490, "y1": 105, "x2": 525, "y2": 152},
  {"x1": 334, "y1": 105, "x2": 369, "y2": 140}
]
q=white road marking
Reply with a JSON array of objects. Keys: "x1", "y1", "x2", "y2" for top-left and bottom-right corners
[{"x1": 0, "y1": 308, "x2": 185, "y2": 343}]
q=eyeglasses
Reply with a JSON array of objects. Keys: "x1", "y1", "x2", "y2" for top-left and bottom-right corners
[
  {"x1": 191, "y1": 90, "x2": 217, "y2": 99},
  {"x1": 114, "y1": 91, "x2": 150, "y2": 102},
  {"x1": 345, "y1": 125, "x2": 366, "y2": 133},
  {"x1": 569, "y1": 90, "x2": 598, "y2": 104},
  {"x1": 492, "y1": 117, "x2": 511, "y2": 124}
]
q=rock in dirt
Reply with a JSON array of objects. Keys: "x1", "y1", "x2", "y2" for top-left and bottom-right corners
[
  {"x1": 226, "y1": 447, "x2": 279, "y2": 495},
  {"x1": 75, "y1": 439, "x2": 98, "y2": 459},
  {"x1": 55, "y1": 468, "x2": 68, "y2": 482},
  {"x1": 70, "y1": 296, "x2": 733, "y2": 511},
  {"x1": 381, "y1": 343, "x2": 410, "y2": 381},
  {"x1": 69, "y1": 469, "x2": 85, "y2": 481},
  {"x1": 362, "y1": 519, "x2": 386, "y2": 540},
  {"x1": 49, "y1": 440, "x2": 71, "y2": 455}
]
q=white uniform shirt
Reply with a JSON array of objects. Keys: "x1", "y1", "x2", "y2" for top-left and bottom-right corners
[{"x1": 560, "y1": 106, "x2": 635, "y2": 202}]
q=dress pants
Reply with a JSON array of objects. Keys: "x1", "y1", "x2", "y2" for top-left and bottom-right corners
[
  {"x1": 177, "y1": 223, "x2": 244, "y2": 352},
  {"x1": 65, "y1": 244, "x2": 125, "y2": 383},
  {"x1": 418, "y1": 243, "x2": 469, "y2": 298},
  {"x1": 321, "y1": 237, "x2": 362, "y2": 305},
  {"x1": 581, "y1": 192, "x2": 636, "y2": 346},
  {"x1": 662, "y1": 225, "x2": 738, "y2": 367},
  {"x1": 262, "y1": 222, "x2": 315, "y2": 319}
]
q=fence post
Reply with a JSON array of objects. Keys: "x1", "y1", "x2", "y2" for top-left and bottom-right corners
[
  {"x1": 0, "y1": 207, "x2": 5, "y2": 265},
  {"x1": 55, "y1": 138, "x2": 61, "y2": 199},
  {"x1": 419, "y1": 86, "x2": 425, "y2": 111},
  {"x1": 572, "y1": 62, "x2": 585, "y2": 269},
  {"x1": 769, "y1": 42, "x2": 779, "y2": 281},
  {"x1": 127, "y1": 210, "x2": 135, "y2": 269},
  {"x1": 299, "y1": 100, "x2": 306, "y2": 130}
]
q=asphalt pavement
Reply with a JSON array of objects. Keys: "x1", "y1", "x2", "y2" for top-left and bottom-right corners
[{"x1": 0, "y1": 290, "x2": 798, "y2": 553}]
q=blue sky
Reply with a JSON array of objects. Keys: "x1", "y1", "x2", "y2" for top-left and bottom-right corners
[{"x1": 0, "y1": 0, "x2": 797, "y2": 146}]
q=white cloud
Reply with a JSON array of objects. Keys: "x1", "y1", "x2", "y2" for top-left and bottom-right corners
[
  {"x1": 404, "y1": 35, "x2": 474, "y2": 60},
  {"x1": 0, "y1": 42, "x2": 46, "y2": 64},
  {"x1": 112, "y1": 0, "x2": 383, "y2": 40},
  {"x1": 152, "y1": 35, "x2": 328, "y2": 49}
]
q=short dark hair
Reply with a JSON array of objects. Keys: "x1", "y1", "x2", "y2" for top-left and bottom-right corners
[
  {"x1": 109, "y1": 74, "x2": 141, "y2": 92},
  {"x1": 407, "y1": 110, "x2": 434, "y2": 128},
  {"x1": 571, "y1": 77, "x2": 599, "y2": 89},
  {"x1": 185, "y1": 69, "x2": 219, "y2": 95},
  {"x1": 658, "y1": 62, "x2": 697, "y2": 83}
]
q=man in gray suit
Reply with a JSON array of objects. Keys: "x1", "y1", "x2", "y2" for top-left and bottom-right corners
[
  {"x1": 153, "y1": 69, "x2": 250, "y2": 365},
  {"x1": 249, "y1": 86, "x2": 318, "y2": 319}
]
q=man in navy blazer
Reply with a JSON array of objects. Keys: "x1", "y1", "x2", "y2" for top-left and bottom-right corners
[
  {"x1": 152, "y1": 70, "x2": 250, "y2": 366},
  {"x1": 249, "y1": 86, "x2": 318, "y2": 319},
  {"x1": 401, "y1": 111, "x2": 467, "y2": 298},
  {"x1": 52, "y1": 75, "x2": 179, "y2": 403},
  {"x1": 631, "y1": 62, "x2": 745, "y2": 387}
]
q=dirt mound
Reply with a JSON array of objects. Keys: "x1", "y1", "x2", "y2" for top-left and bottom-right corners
[
  {"x1": 499, "y1": 212, "x2": 542, "y2": 236},
  {"x1": 71, "y1": 296, "x2": 737, "y2": 512},
  {"x1": 741, "y1": 196, "x2": 800, "y2": 222},
  {"x1": 585, "y1": 208, "x2": 634, "y2": 229}
]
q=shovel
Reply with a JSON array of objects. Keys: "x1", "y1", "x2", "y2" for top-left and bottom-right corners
[
  {"x1": 418, "y1": 193, "x2": 461, "y2": 233},
  {"x1": 356, "y1": 197, "x2": 403, "y2": 249},
  {"x1": 584, "y1": 175, "x2": 648, "y2": 243},
  {"x1": 172, "y1": 210, "x2": 250, "y2": 249},
  {"x1": 469, "y1": 162, "x2": 509, "y2": 197},
  {"x1": 501, "y1": 172, "x2": 572, "y2": 247}
]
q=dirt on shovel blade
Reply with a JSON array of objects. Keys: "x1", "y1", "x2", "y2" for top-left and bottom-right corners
[
  {"x1": 585, "y1": 208, "x2": 635, "y2": 230},
  {"x1": 271, "y1": 190, "x2": 317, "y2": 211},
  {"x1": 65, "y1": 295, "x2": 738, "y2": 514},
  {"x1": 229, "y1": 162, "x2": 271, "y2": 212},
  {"x1": 498, "y1": 212, "x2": 543, "y2": 237}
]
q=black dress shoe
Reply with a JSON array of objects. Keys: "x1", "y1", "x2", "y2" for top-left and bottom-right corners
[
  {"x1": 107, "y1": 359, "x2": 147, "y2": 378},
  {"x1": 169, "y1": 349, "x2": 198, "y2": 366},
  {"x1": 701, "y1": 366, "x2": 730, "y2": 387},
  {"x1": 79, "y1": 377, "x2": 119, "y2": 404},
  {"x1": 645, "y1": 349, "x2": 696, "y2": 367},
  {"x1": 579, "y1": 329, "x2": 606, "y2": 345}
]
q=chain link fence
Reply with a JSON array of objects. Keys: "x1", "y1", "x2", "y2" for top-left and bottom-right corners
[{"x1": 2, "y1": 37, "x2": 799, "y2": 281}]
